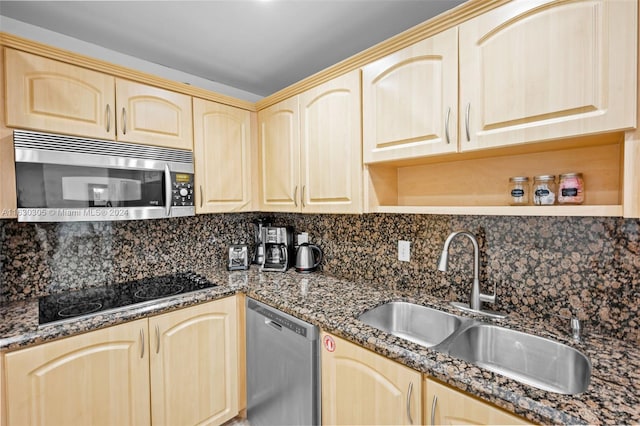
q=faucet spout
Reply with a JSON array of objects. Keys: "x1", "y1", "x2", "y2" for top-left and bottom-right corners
[{"x1": 437, "y1": 230, "x2": 488, "y2": 312}]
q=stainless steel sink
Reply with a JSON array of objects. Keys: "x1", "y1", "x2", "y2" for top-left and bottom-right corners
[
  {"x1": 358, "y1": 302, "x2": 591, "y2": 394},
  {"x1": 357, "y1": 301, "x2": 466, "y2": 347},
  {"x1": 445, "y1": 323, "x2": 591, "y2": 395}
]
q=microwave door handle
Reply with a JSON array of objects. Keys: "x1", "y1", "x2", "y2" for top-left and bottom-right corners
[{"x1": 164, "y1": 163, "x2": 172, "y2": 217}]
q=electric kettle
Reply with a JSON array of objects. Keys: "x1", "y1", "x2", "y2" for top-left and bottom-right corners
[{"x1": 295, "y1": 243, "x2": 323, "y2": 273}]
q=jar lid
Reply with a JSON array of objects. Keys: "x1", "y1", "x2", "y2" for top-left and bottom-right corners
[
  {"x1": 509, "y1": 176, "x2": 529, "y2": 182},
  {"x1": 534, "y1": 174, "x2": 555, "y2": 181},
  {"x1": 559, "y1": 172, "x2": 583, "y2": 178}
]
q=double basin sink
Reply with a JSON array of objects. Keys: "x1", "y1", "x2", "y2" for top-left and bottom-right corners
[{"x1": 358, "y1": 301, "x2": 591, "y2": 395}]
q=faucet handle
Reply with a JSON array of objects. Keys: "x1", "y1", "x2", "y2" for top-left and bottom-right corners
[{"x1": 479, "y1": 282, "x2": 497, "y2": 304}]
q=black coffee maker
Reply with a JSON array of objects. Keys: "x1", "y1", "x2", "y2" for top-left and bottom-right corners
[{"x1": 260, "y1": 226, "x2": 294, "y2": 272}]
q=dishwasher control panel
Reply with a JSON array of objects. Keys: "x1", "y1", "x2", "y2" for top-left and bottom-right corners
[{"x1": 247, "y1": 298, "x2": 317, "y2": 339}]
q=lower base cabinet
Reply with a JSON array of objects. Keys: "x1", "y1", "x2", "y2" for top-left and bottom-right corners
[
  {"x1": 425, "y1": 378, "x2": 531, "y2": 425},
  {"x1": 3, "y1": 296, "x2": 238, "y2": 426},
  {"x1": 320, "y1": 331, "x2": 422, "y2": 425},
  {"x1": 150, "y1": 297, "x2": 238, "y2": 426}
]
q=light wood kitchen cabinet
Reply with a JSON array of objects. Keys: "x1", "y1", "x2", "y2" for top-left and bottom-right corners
[
  {"x1": 362, "y1": 27, "x2": 458, "y2": 163},
  {"x1": 258, "y1": 96, "x2": 300, "y2": 212},
  {"x1": 365, "y1": 0, "x2": 637, "y2": 217},
  {"x1": 258, "y1": 70, "x2": 362, "y2": 213},
  {"x1": 5, "y1": 48, "x2": 116, "y2": 140},
  {"x1": 425, "y1": 378, "x2": 531, "y2": 425},
  {"x1": 458, "y1": 0, "x2": 636, "y2": 152},
  {"x1": 321, "y1": 332, "x2": 421, "y2": 425},
  {"x1": 194, "y1": 98, "x2": 253, "y2": 213},
  {"x1": 2, "y1": 296, "x2": 239, "y2": 426},
  {"x1": 149, "y1": 297, "x2": 239, "y2": 426},
  {"x1": 4, "y1": 48, "x2": 193, "y2": 150},
  {"x1": 0, "y1": 46, "x2": 16, "y2": 219},
  {"x1": 115, "y1": 78, "x2": 193, "y2": 150},
  {"x1": 298, "y1": 70, "x2": 362, "y2": 213},
  {"x1": 4, "y1": 318, "x2": 151, "y2": 426}
]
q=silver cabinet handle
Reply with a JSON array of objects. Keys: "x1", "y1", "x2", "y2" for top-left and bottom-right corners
[
  {"x1": 430, "y1": 395, "x2": 438, "y2": 425},
  {"x1": 301, "y1": 185, "x2": 306, "y2": 208},
  {"x1": 465, "y1": 103, "x2": 471, "y2": 142},
  {"x1": 155, "y1": 324, "x2": 160, "y2": 354},
  {"x1": 406, "y1": 381, "x2": 414, "y2": 424},
  {"x1": 122, "y1": 107, "x2": 127, "y2": 135},
  {"x1": 200, "y1": 185, "x2": 204, "y2": 208},
  {"x1": 294, "y1": 186, "x2": 298, "y2": 207},
  {"x1": 106, "y1": 104, "x2": 111, "y2": 132},
  {"x1": 139, "y1": 329, "x2": 145, "y2": 359},
  {"x1": 444, "y1": 106, "x2": 451, "y2": 144}
]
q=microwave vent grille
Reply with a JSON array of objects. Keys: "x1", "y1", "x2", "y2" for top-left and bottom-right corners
[{"x1": 13, "y1": 130, "x2": 193, "y2": 165}]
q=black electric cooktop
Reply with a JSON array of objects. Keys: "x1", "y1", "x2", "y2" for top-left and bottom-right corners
[{"x1": 38, "y1": 272, "x2": 217, "y2": 325}]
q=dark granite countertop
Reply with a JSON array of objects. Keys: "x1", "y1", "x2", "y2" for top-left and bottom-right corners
[{"x1": 1, "y1": 267, "x2": 638, "y2": 425}]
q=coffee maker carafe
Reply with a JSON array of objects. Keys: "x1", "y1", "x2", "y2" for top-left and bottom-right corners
[
  {"x1": 252, "y1": 218, "x2": 272, "y2": 265},
  {"x1": 260, "y1": 226, "x2": 294, "y2": 272}
]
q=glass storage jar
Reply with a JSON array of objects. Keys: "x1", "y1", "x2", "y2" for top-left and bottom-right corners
[
  {"x1": 508, "y1": 176, "x2": 529, "y2": 205},
  {"x1": 557, "y1": 173, "x2": 584, "y2": 204},
  {"x1": 533, "y1": 175, "x2": 556, "y2": 205}
]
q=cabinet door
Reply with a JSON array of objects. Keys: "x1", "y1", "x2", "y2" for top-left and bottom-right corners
[
  {"x1": 194, "y1": 98, "x2": 252, "y2": 213},
  {"x1": 300, "y1": 70, "x2": 363, "y2": 213},
  {"x1": 149, "y1": 297, "x2": 238, "y2": 426},
  {"x1": 5, "y1": 48, "x2": 116, "y2": 139},
  {"x1": 0, "y1": 47, "x2": 16, "y2": 218},
  {"x1": 115, "y1": 78, "x2": 193, "y2": 150},
  {"x1": 425, "y1": 378, "x2": 531, "y2": 425},
  {"x1": 258, "y1": 96, "x2": 301, "y2": 212},
  {"x1": 321, "y1": 332, "x2": 421, "y2": 425},
  {"x1": 4, "y1": 319, "x2": 150, "y2": 426},
  {"x1": 459, "y1": 0, "x2": 637, "y2": 151},
  {"x1": 362, "y1": 27, "x2": 458, "y2": 163}
]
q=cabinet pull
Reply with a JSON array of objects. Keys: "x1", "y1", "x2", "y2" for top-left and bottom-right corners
[
  {"x1": 464, "y1": 103, "x2": 471, "y2": 142},
  {"x1": 199, "y1": 185, "x2": 204, "y2": 208},
  {"x1": 301, "y1": 185, "x2": 306, "y2": 208},
  {"x1": 294, "y1": 186, "x2": 298, "y2": 207},
  {"x1": 430, "y1": 395, "x2": 438, "y2": 425},
  {"x1": 155, "y1": 324, "x2": 160, "y2": 354},
  {"x1": 122, "y1": 107, "x2": 127, "y2": 135},
  {"x1": 139, "y1": 329, "x2": 145, "y2": 359},
  {"x1": 106, "y1": 104, "x2": 111, "y2": 132},
  {"x1": 406, "y1": 381, "x2": 414, "y2": 424},
  {"x1": 444, "y1": 107, "x2": 451, "y2": 144}
]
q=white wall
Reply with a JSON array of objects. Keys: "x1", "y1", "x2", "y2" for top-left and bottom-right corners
[{"x1": 0, "y1": 16, "x2": 263, "y2": 103}]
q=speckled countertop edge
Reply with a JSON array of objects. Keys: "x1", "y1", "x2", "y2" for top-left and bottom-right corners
[{"x1": 1, "y1": 267, "x2": 638, "y2": 425}]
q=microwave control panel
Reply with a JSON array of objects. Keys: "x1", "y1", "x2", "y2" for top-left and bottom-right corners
[{"x1": 172, "y1": 173, "x2": 194, "y2": 206}]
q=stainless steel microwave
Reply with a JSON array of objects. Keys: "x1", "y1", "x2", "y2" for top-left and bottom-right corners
[{"x1": 13, "y1": 130, "x2": 195, "y2": 222}]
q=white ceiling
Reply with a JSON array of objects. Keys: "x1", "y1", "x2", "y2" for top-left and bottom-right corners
[{"x1": 0, "y1": 0, "x2": 466, "y2": 99}]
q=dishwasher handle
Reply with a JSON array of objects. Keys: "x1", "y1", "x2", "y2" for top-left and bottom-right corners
[{"x1": 265, "y1": 319, "x2": 283, "y2": 331}]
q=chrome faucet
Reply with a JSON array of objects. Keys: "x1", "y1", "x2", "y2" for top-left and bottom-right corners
[{"x1": 438, "y1": 230, "x2": 504, "y2": 318}]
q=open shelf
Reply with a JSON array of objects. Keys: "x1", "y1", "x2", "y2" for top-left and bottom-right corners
[{"x1": 365, "y1": 133, "x2": 624, "y2": 217}]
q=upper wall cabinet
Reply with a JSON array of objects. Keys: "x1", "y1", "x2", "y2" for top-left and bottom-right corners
[
  {"x1": 115, "y1": 78, "x2": 193, "y2": 150},
  {"x1": 258, "y1": 70, "x2": 362, "y2": 214},
  {"x1": 362, "y1": 27, "x2": 458, "y2": 163},
  {"x1": 459, "y1": 0, "x2": 637, "y2": 151},
  {"x1": 5, "y1": 49, "x2": 193, "y2": 150},
  {"x1": 258, "y1": 96, "x2": 300, "y2": 212},
  {"x1": 193, "y1": 98, "x2": 253, "y2": 213},
  {"x1": 5, "y1": 48, "x2": 116, "y2": 140},
  {"x1": 299, "y1": 70, "x2": 362, "y2": 214}
]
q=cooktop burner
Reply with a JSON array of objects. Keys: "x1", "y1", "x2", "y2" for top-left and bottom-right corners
[{"x1": 38, "y1": 272, "x2": 217, "y2": 325}]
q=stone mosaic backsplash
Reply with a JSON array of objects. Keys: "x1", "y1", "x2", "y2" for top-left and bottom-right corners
[{"x1": 1, "y1": 213, "x2": 638, "y2": 343}]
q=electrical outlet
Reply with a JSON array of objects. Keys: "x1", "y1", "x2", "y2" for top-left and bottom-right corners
[{"x1": 398, "y1": 240, "x2": 411, "y2": 262}]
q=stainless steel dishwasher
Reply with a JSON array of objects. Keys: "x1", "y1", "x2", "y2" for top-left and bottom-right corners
[{"x1": 246, "y1": 298, "x2": 320, "y2": 425}]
